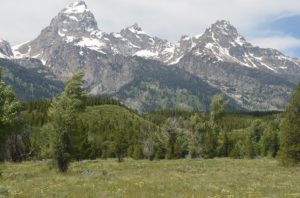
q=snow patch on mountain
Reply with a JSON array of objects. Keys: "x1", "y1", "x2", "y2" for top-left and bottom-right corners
[
  {"x1": 68, "y1": 15, "x2": 79, "y2": 22},
  {"x1": 128, "y1": 24, "x2": 150, "y2": 36},
  {"x1": 12, "y1": 41, "x2": 31, "y2": 58},
  {"x1": 63, "y1": 1, "x2": 89, "y2": 14},
  {"x1": 168, "y1": 55, "x2": 184, "y2": 65},
  {"x1": 0, "y1": 53, "x2": 8, "y2": 59},
  {"x1": 76, "y1": 37, "x2": 106, "y2": 51},
  {"x1": 134, "y1": 50, "x2": 158, "y2": 58}
]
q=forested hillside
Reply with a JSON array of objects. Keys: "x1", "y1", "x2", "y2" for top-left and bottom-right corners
[
  {"x1": 4, "y1": 96, "x2": 283, "y2": 162},
  {"x1": 0, "y1": 58, "x2": 63, "y2": 100}
]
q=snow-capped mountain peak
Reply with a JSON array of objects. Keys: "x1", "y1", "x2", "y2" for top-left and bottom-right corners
[
  {"x1": 12, "y1": 0, "x2": 107, "y2": 61},
  {"x1": 211, "y1": 20, "x2": 233, "y2": 31},
  {"x1": 203, "y1": 20, "x2": 247, "y2": 47},
  {"x1": 62, "y1": 1, "x2": 89, "y2": 14},
  {"x1": 55, "y1": 1, "x2": 99, "y2": 35},
  {"x1": 2, "y1": 1, "x2": 300, "y2": 112},
  {"x1": 121, "y1": 24, "x2": 152, "y2": 39},
  {"x1": 188, "y1": 20, "x2": 300, "y2": 74},
  {"x1": 10, "y1": 1, "x2": 300, "y2": 81},
  {"x1": 127, "y1": 23, "x2": 143, "y2": 33}
]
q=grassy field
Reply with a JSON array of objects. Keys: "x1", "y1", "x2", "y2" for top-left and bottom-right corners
[{"x1": 0, "y1": 158, "x2": 299, "y2": 197}]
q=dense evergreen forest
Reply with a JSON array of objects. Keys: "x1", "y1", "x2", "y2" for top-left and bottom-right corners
[{"x1": 0, "y1": 71, "x2": 299, "y2": 173}]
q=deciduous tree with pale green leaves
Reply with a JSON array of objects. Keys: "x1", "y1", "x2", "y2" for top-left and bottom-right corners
[
  {"x1": 210, "y1": 95, "x2": 228, "y2": 124},
  {"x1": 0, "y1": 69, "x2": 20, "y2": 161}
]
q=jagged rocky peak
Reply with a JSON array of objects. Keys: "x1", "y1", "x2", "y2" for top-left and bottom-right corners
[
  {"x1": 0, "y1": 39, "x2": 13, "y2": 58},
  {"x1": 203, "y1": 20, "x2": 247, "y2": 47},
  {"x1": 177, "y1": 35, "x2": 195, "y2": 53},
  {"x1": 120, "y1": 23, "x2": 152, "y2": 41},
  {"x1": 190, "y1": 20, "x2": 255, "y2": 67},
  {"x1": 122, "y1": 23, "x2": 145, "y2": 34},
  {"x1": 52, "y1": 1, "x2": 99, "y2": 37},
  {"x1": 211, "y1": 20, "x2": 235, "y2": 31},
  {"x1": 120, "y1": 23, "x2": 158, "y2": 52},
  {"x1": 128, "y1": 23, "x2": 143, "y2": 32},
  {"x1": 62, "y1": 1, "x2": 88, "y2": 13},
  {"x1": 12, "y1": 0, "x2": 106, "y2": 60},
  {"x1": 209, "y1": 20, "x2": 238, "y2": 36},
  {"x1": 180, "y1": 35, "x2": 192, "y2": 42}
]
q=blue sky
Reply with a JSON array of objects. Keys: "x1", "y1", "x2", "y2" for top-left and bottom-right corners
[
  {"x1": 0, "y1": 0, "x2": 300, "y2": 58},
  {"x1": 273, "y1": 15, "x2": 300, "y2": 57},
  {"x1": 249, "y1": 15, "x2": 300, "y2": 58}
]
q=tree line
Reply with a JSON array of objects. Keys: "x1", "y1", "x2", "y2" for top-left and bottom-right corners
[{"x1": 0, "y1": 70, "x2": 299, "y2": 172}]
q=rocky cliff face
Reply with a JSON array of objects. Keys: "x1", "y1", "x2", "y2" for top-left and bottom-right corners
[
  {"x1": 0, "y1": 39, "x2": 13, "y2": 58},
  {"x1": 175, "y1": 20, "x2": 299, "y2": 110},
  {"x1": 0, "y1": 58, "x2": 63, "y2": 100},
  {"x1": 183, "y1": 20, "x2": 300, "y2": 83},
  {"x1": 3, "y1": 1, "x2": 300, "y2": 111}
]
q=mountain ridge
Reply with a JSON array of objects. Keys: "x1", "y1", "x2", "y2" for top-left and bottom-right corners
[
  {"x1": 9, "y1": 2, "x2": 300, "y2": 75},
  {"x1": 0, "y1": 1, "x2": 299, "y2": 111}
]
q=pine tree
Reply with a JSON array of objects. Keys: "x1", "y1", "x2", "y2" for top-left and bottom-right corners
[
  {"x1": 72, "y1": 120, "x2": 92, "y2": 160},
  {"x1": 210, "y1": 95, "x2": 228, "y2": 124},
  {"x1": 48, "y1": 72, "x2": 87, "y2": 172},
  {"x1": 113, "y1": 128, "x2": 127, "y2": 162},
  {"x1": 189, "y1": 114, "x2": 204, "y2": 158},
  {"x1": 202, "y1": 124, "x2": 217, "y2": 158},
  {"x1": 160, "y1": 118, "x2": 180, "y2": 159},
  {"x1": 201, "y1": 95, "x2": 228, "y2": 158},
  {"x1": 279, "y1": 83, "x2": 300, "y2": 166},
  {"x1": 260, "y1": 121, "x2": 279, "y2": 157},
  {"x1": 245, "y1": 135, "x2": 255, "y2": 159},
  {"x1": 219, "y1": 131, "x2": 229, "y2": 157}
]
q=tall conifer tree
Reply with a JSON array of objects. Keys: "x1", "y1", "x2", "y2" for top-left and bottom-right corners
[
  {"x1": 48, "y1": 72, "x2": 87, "y2": 172},
  {"x1": 279, "y1": 84, "x2": 300, "y2": 166}
]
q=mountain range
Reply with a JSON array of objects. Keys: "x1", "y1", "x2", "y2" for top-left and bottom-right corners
[{"x1": 0, "y1": 1, "x2": 299, "y2": 111}]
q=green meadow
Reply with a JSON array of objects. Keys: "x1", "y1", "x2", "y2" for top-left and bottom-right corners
[{"x1": 1, "y1": 158, "x2": 299, "y2": 197}]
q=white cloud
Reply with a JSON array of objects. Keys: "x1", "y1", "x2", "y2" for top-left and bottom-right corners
[
  {"x1": 250, "y1": 36, "x2": 300, "y2": 51},
  {"x1": 87, "y1": 0, "x2": 300, "y2": 41},
  {"x1": 0, "y1": 0, "x2": 300, "y2": 45}
]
